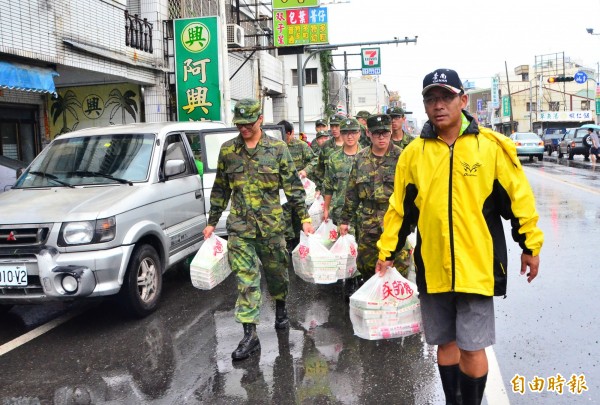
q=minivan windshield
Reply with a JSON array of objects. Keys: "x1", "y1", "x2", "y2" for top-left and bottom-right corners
[{"x1": 14, "y1": 133, "x2": 155, "y2": 188}]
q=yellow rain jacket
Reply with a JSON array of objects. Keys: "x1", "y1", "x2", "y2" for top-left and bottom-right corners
[{"x1": 377, "y1": 112, "x2": 543, "y2": 296}]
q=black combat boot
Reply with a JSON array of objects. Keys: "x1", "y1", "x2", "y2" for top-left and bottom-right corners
[
  {"x1": 438, "y1": 364, "x2": 462, "y2": 405},
  {"x1": 231, "y1": 323, "x2": 260, "y2": 361},
  {"x1": 459, "y1": 370, "x2": 487, "y2": 405},
  {"x1": 274, "y1": 300, "x2": 289, "y2": 329}
]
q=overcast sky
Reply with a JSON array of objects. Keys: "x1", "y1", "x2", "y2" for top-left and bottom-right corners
[{"x1": 324, "y1": 0, "x2": 600, "y2": 123}]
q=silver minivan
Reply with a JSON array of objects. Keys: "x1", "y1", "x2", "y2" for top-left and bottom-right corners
[{"x1": 0, "y1": 121, "x2": 225, "y2": 317}]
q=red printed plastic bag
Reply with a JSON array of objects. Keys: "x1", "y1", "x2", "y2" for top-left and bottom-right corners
[
  {"x1": 330, "y1": 234, "x2": 358, "y2": 280},
  {"x1": 292, "y1": 233, "x2": 338, "y2": 284},
  {"x1": 307, "y1": 195, "x2": 324, "y2": 229},
  {"x1": 314, "y1": 219, "x2": 338, "y2": 249},
  {"x1": 302, "y1": 177, "x2": 317, "y2": 206},
  {"x1": 190, "y1": 234, "x2": 231, "y2": 290},
  {"x1": 349, "y1": 267, "x2": 422, "y2": 340}
]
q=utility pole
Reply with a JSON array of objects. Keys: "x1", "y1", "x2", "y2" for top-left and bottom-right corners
[
  {"x1": 505, "y1": 61, "x2": 514, "y2": 134},
  {"x1": 297, "y1": 36, "x2": 417, "y2": 133}
]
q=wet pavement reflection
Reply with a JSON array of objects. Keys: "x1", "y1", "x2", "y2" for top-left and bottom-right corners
[{"x1": 0, "y1": 269, "x2": 442, "y2": 404}]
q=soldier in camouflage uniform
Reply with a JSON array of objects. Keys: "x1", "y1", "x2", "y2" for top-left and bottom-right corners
[
  {"x1": 311, "y1": 119, "x2": 329, "y2": 154},
  {"x1": 322, "y1": 117, "x2": 361, "y2": 226},
  {"x1": 388, "y1": 106, "x2": 415, "y2": 149},
  {"x1": 277, "y1": 120, "x2": 317, "y2": 249},
  {"x1": 339, "y1": 114, "x2": 412, "y2": 283},
  {"x1": 313, "y1": 114, "x2": 345, "y2": 192},
  {"x1": 355, "y1": 110, "x2": 372, "y2": 149},
  {"x1": 311, "y1": 130, "x2": 330, "y2": 157},
  {"x1": 204, "y1": 99, "x2": 314, "y2": 361}
]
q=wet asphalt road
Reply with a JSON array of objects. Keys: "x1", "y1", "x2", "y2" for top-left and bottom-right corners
[{"x1": 0, "y1": 156, "x2": 599, "y2": 404}]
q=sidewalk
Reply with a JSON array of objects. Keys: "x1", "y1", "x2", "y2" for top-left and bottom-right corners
[{"x1": 542, "y1": 153, "x2": 599, "y2": 170}]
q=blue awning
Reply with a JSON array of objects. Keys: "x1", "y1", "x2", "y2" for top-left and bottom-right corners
[{"x1": 0, "y1": 61, "x2": 59, "y2": 94}]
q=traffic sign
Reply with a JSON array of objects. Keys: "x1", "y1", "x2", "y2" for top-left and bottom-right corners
[{"x1": 574, "y1": 71, "x2": 588, "y2": 84}]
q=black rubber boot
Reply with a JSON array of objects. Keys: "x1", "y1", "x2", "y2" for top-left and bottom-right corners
[
  {"x1": 274, "y1": 300, "x2": 289, "y2": 329},
  {"x1": 231, "y1": 323, "x2": 260, "y2": 361},
  {"x1": 459, "y1": 370, "x2": 487, "y2": 405},
  {"x1": 438, "y1": 364, "x2": 462, "y2": 405}
]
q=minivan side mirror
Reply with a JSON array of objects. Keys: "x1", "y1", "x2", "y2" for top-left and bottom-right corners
[{"x1": 164, "y1": 159, "x2": 186, "y2": 177}]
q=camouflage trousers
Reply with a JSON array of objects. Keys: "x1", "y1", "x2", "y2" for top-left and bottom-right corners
[
  {"x1": 356, "y1": 232, "x2": 411, "y2": 280},
  {"x1": 227, "y1": 234, "x2": 290, "y2": 324},
  {"x1": 282, "y1": 202, "x2": 302, "y2": 241}
]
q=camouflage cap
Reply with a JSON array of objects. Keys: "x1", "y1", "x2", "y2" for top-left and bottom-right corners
[
  {"x1": 387, "y1": 106, "x2": 406, "y2": 117},
  {"x1": 329, "y1": 114, "x2": 346, "y2": 125},
  {"x1": 232, "y1": 98, "x2": 262, "y2": 124},
  {"x1": 315, "y1": 119, "x2": 327, "y2": 127},
  {"x1": 355, "y1": 110, "x2": 371, "y2": 119},
  {"x1": 367, "y1": 114, "x2": 392, "y2": 132},
  {"x1": 340, "y1": 118, "x2": 361, "y2": 132},
  {"x1": 315, "y1": 130, "x2": 330, "y2": 139}
]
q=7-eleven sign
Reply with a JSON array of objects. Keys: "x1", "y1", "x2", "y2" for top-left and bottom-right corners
[{"x1": 361, "y1": 47, "x2": 381, "y2": 75}]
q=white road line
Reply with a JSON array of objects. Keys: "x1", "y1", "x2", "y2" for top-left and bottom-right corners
[
  {"x1": 0, "y1": 307, "x2": 85, "y2": 356},
  {"x1": 524, "y1": 166, "x2": 600, "y2": 195},
  {"x1": 486, "y1": 345, "x2": 511, "y2": 404}
]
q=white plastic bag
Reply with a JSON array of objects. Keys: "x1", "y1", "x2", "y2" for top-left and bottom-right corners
[
  {"x1": 190, "y1": 234, "x2": 231, "y2": 290},
  {"x1": 349, "y1": 267, "x2": 422, "y2": 340},
  {"x1": 314, "y1": 219, "x2": 338, "y2": 249},
  {"x1": 307, "y1": 195, "x2": 324, "y2": 229},
  {"x1": 330, "y1": 234, "x2": 358, "y2": 280},
  {"x1": 302, "y1": 177, "x2": 317, "y2": 206},
  {"x1": 292, "y1": 233, "x2": 338, "y2": 284}
]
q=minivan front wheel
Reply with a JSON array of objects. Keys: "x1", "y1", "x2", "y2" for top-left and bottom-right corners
[{"x1": 118, "y1": 244, "x2": 163, "y2": 318}]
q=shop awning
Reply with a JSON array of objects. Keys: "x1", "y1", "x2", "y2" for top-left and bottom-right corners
[{"x1": 0, "y1": 61, "x2": 59, "y2": 94}]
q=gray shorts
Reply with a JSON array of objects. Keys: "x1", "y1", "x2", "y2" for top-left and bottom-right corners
[{"x1": 419, "y1": 292, "x2": 495, "y2": 351}]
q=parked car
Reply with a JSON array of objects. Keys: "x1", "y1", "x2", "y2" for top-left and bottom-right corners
[
  {"x1": 509, "y1": 132, "x2": 544, "y2": 161},
  {"x1": 557, "y1": 127, "x2": 592, "y2": 160},
  {"x1": 541, "y1": 128, "x2": 565, "y2": 155},
  {"x1": 0, "y1": 121, "x2": 226, "y2": 317}
]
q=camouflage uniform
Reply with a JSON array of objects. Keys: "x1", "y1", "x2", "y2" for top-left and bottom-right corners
[
  {"x1": 388, "y1": 106, "x2": 415, "y2": 150},
  {"x1": 208, "y1": 100, "x2": 309, "y2": 325},
  {"x1": 355, "y1": 110, "x2": 372, "y2": 149},
  {"x1": 358, "y1": 125, "x2": 371, "y2": 149},
  {"x1": 313, "y1": 114, "x2": 345, "y2": 190},
  {"x1": 340, "y1": 114, "x2": 411, "y2": 279},
  {"x1": 283, "y1": 138, "x2": 317, "y2": 240},
  {"x1": 392, "y1": 133, "x2": 415, "y2": 149},
  {"x1": 322, "y1": 118, "x2": 361, "y2": 225},
  {"x1": 310, "y1": 130, "x2": 329, "y2": 156},
  {"x1": 287, "y1": 138, "x2": 317, "y2": 176}
]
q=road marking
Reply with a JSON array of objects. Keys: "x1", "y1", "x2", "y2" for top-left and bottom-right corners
[
  {"x1": 486, "y1": 346, "x2": 511, "y2": 404},
  {"x1": 0, "y1": 306, "x2": 85, "y2": 356},
  {"x1": 524, "y1": 166, "x2": 600, "y2": 195}
]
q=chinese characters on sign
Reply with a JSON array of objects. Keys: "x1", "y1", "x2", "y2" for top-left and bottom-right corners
[
  {"x1": 361, "y1": 48, "x2": 381, "y2": 75},
  {"x1": 174, "y1": 17, "x2": 222, "y2": 121},
  {"x1": 538, "y1": 111, "x2": 593, "y2": 122},
  {"x1": 491, "y1": 77, "x2": 499, "y2": 109},
  {"x1": 502, "y1": 96, "x2": 511, "y2": 117},
  {"x1": 273, "y1": 7, "x2": 328, "y2": 47},
  {"x1": 511, "y1": 373, "x2": 588, "y2": 395}
]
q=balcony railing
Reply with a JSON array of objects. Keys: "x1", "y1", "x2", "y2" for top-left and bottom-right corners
[{"x1": 125, "y1": 10, "x2": 153, "y2": 53}]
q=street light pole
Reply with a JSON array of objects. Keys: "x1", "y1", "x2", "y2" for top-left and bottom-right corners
[{"x1": 297, "y1": 36, "x2": 417, "y2": 133}]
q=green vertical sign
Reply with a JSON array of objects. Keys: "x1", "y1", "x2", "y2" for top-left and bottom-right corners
[
  {"x1": 502, "y1": 96, "x2": 511, "y2": 117},
  {"x1": 174, "y1": 17, "x2": 221, "y2": 121}
]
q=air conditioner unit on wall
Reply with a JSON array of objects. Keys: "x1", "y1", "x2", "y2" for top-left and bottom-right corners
[{"x1": 227, "y1": 24, "x2": 245, "y2": 48}]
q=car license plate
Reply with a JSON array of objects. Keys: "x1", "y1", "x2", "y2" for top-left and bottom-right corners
[{"x1": 0, "y1": 265, "x2": 28, "y2": 287}]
